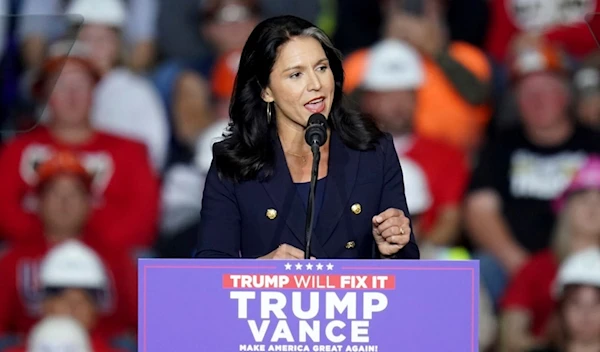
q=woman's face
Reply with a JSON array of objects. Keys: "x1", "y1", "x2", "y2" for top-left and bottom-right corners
[
  {"x1": 563, "y1": 285, "x2": 600, "y2": 343},
  {"x1": 568, "y1": 189, "x2": 600, "y2": 238},
  {"x1": 263, "y1": 36, "x2": 335, "y2": 130}
]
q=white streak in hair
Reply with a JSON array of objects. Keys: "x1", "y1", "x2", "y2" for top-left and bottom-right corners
[{"x1": 301, "y1": 27, "x2": 342, "y2": 61}]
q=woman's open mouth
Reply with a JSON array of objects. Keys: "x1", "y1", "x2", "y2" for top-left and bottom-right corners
[{"x1": 304, "y1": 97, "x2": 325, "y2": 114}]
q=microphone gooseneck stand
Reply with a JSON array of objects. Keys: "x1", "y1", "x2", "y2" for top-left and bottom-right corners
[
  {"x1": 303, "y1": 113, "x2": 328, "y2": 260},
  {"x1": 304, "y1": 142, "x2": 321, "y2": 260}
]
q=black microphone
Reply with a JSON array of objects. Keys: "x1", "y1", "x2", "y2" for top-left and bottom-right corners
[
  {"x1": 303, "y1": 113, "x2": 328, "y2": 259},
  {"x1": 304, "y1": 113, "x2": 327, "y2": 147}
]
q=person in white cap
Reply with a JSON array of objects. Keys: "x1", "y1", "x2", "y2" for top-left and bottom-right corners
[
  {"x1": 357, "y1": 39, "x2": 470, "y2": 250},
  {"x1": 64, "y1": 0, "x2": 169, "y2": 174},
  {"x1": 528, "y1": 248, "x2": 600, "y2": 352},
  {"x1": 37, "y1": 240, "x2": 124, "y2": 352},
  {"x1": 1, "y1": 241, "x2": 127, "y2": 352}
]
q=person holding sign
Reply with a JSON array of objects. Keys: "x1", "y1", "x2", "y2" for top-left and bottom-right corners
[{"x1": 194, "y1": 15, "x2": 419, "y2": 260}]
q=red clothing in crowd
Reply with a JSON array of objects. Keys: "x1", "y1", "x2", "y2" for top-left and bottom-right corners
[
  {"x1": 501, "y1": 249, "x2": 559, "y2": 337},
  {"x1": 398, "y1": 135, "x2": 470, "y2": 235},
  {"x1": 486, "y1": 0, "x2": 600, "y2": 62},
  {"x1": 0, "y1": 126, "x2": 159, "y2": 250},
  {"x1": 0, "y1": 239, "x2": 138, "y2": 339},
  {"x1": 4, "y1": 332, "x2": 125, "y2": 352}
]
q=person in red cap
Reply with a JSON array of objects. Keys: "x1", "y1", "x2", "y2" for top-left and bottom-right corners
[
  {"x1": 466, "y1": 39, "x2": 600, "y2": 308},
  {"x1": 0, "y1": 48, "x2": 160, "y2": 252},
  {"x1": 499, "y1": 155, "x2": 600, "y2": 351},
  {"x1": 0, "y1": 151, "x2": 137, "y2": 347}
]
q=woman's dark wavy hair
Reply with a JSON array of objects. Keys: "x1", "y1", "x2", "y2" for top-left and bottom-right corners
[{"x1": 213, "y1": 15, "x2": 384, "y2": 183}]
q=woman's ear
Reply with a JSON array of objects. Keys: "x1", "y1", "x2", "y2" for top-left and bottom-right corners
[{"x1": 261, "y1": 87, "x2": 275, "y2": 103}]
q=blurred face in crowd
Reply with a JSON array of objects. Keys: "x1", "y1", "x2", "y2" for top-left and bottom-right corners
[
  {"x1": 202, "y1": 3, "x2": 259, "y2": 54},
  {"x1": 566, "y1": 189, "x2": 600, "y2": 239},
  {"x1": 42, "y1": 288, "x2": 98, "y2": 331},
  {"x1": 562, "y1": 285, "x2": 600, "y2": 343},
  {"x1": 39, "y1": 175, "x2": 90, "y2": 237},
  {"x1": 516, "y1": 72, "x2": 570, "y2": 130},
  {"x1": 47, "y1": 61, "x2": 95, "y2": 128},
  {"x1": 79, "y1": 24, "x2": 121, "y2": 75},
  {"x1": 577, "y1": 93, "x2": 600, "y2": 130},
  {"x1": 263, "y1": 36, "x2": 335, "y2": 129},
  {"x1": 361, "y1": 89, "x2": 417, "y2": 136}
]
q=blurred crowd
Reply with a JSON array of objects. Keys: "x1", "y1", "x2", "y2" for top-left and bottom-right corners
[{"x1": 1, "y1": 0, "x2": 600, "y2": 351}]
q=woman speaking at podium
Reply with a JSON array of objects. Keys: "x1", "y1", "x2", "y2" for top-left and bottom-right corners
[{"x1": 194, "y1": 15, "x2": 419, "y2": 260}]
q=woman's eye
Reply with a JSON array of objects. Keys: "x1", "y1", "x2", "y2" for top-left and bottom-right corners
[
  {"x1": 317, "y1": 65, "x2": 328, "y2": 71},
  {"x1": 289, "y1": 72, "x2": 302, "y2": 79}
]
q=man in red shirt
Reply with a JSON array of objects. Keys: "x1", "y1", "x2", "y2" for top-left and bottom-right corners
[
  {"x1": 0, "y1": 151, "x2": 137, "y2": 346},
  {"x1": 0, "y1": 45, "x2": 159, "y2": 252},
  {"x1": 356, "y1": 39, "x2": 470, "y2": 247}
]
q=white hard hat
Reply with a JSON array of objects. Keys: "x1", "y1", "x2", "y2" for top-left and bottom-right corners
[
  {"x1": 362, "y1": 39, "x2": 424, "y2": 91},
  {"x1": 40, "y1": 239, "x2": 108, "y2": 290},
  {"x1": 554, "y1": 247, "x2": 600, "y2": 298},
  {"x1": 27, "y1": 316, "x2": 92, "y2": 352},
  {"x1": 66, "y1": 0, "x2": 127, "y2": 28}
]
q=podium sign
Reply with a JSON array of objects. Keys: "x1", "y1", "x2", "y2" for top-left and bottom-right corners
[{"x1": 139, "y1": 259, "x2": 479, "y2": 352}]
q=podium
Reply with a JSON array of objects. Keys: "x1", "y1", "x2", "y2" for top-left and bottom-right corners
[{"x1": 139, "y1": 259, "x2": 479, "y2": 352}]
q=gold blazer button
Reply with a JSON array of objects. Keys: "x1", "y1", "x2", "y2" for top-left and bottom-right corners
[
  {"x1": 266, "y1": 208, "x2": 277, "y2": 220},
  {"x1": 351, "y1": 203, "x2": 362, "y2": 215},
  {"x1": 345, "y1": 241, "x2": 356, "y2": 249}
]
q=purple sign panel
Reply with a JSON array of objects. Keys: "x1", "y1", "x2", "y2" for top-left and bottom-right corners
[{"x1": 139, "y1": 259, "x2": 479, "y2": 352}]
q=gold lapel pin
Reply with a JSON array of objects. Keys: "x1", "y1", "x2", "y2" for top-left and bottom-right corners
[
  {"x1": 351, "y1": 203, "x2": 362, "y2": 215},
  {"x1": 345, "y1": 241, "x2": 356, "y2": 249},
  {"x1": 266, "y1": 208, "x2": 277, "y2": 220}
]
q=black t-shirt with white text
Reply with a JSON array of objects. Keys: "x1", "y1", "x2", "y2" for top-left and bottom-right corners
[{"x1": 468, "y1": 124, "x2": 600, "y2": 253}]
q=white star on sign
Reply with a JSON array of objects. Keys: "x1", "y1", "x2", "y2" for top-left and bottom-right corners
[
  {"x1": 305, "y1": 263, "x2": 313, "y2": 270},
  {"x1": 295, "y1": 263, "x2": 303, "y2": 270},
  {"x1": 316, "y1": 263, "x2": 324, "y2": 270},
  {"x1": 284, "y1": 263, "x2": 292, "y2": 270},
  {"x1": 326, "y1": 263, "x2": 334, "y2": 270}
]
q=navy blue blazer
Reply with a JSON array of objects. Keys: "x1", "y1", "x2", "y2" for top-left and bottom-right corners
[{"x1": 194, "y1": 130, "x2": 420, "y2": 259}]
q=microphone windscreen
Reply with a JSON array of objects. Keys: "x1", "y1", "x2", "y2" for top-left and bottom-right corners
[
  {"x1": 307, "y1": 113, "x2": 326, "y2": 127},
  {"x1": 305, "y1": 114, "x2": 328, "y2": 147}
]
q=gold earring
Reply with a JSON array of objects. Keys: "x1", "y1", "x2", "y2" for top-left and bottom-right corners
[{"x1": 266, "y1": 103, "x2": 272, "y2": 123}]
